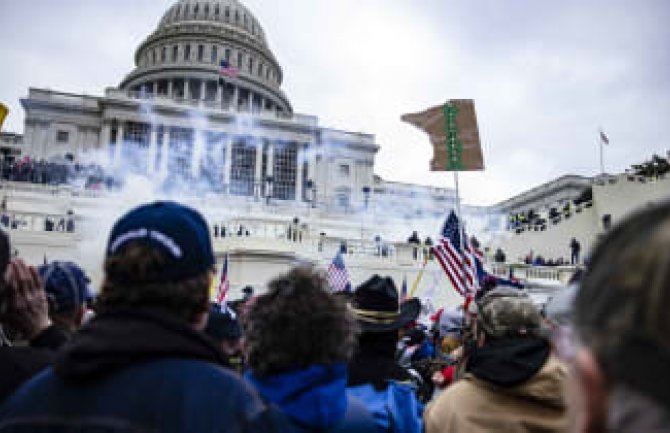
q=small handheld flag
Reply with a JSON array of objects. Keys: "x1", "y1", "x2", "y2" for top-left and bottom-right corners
[
  {"x1": 327, "y1": 251, "x2": 351, "y2": 293},
  {"x1": 400, "y1": 275, "x2": 408, "y2": 302},
  {"x1": 215, "y1": 254, "x2": 230, "y2": 307}
]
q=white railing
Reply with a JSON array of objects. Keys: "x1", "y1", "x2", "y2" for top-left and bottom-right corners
[{"x1": 490, "y1": 263, "x2": 577, "y2": 285}]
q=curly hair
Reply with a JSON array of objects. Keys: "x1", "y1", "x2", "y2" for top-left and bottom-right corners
[
  {"x1": 244, "y1": 266, "x2": 359, "y2": 376},
  {"x1": 97, "y1": 242, "x2": 211, "y2": 324}
]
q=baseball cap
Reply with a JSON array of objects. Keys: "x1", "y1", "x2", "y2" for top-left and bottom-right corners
[
  {"x1": 38, "y1": 261, "x2": 93, "y2": 314},
  {"x1": 106, "y1": 201, "x2": 215, "y2": 283},
  {"x1": 477, "y1": 288, "x2": 543, "y2": 339}
]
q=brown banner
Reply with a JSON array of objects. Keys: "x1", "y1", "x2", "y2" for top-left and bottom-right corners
[{"x1": 402, "y1": 100, "x2": 484, "y2": 171}]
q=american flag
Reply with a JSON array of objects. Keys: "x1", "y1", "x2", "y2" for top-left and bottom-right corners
[
  {"x1": 215, "y1": 254, "x2": 230, "y2": 306},
  {"x1": 327, "y1": 251, "x2": 351, "y2": 293},
  {"x1": 219, "y1": 59, "x2": 238, "y2": 78},
  {"x1": 599, "y1": 129, "x2": 610, "y2": 145},
  {"x1": 432, "y1": 211, "x2": 479, "y2": 299}
]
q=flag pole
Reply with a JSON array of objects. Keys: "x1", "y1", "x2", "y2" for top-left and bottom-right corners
[
  {"x1": 598, "y1": 138, "x2": 605, "y2": 175},
  {"x1": 453, "y1": 171, "x2": 467, "y2": 289}
]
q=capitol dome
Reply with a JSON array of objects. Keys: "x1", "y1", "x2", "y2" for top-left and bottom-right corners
[{"x1": 119, "y1": 0, "x2": 291, "y2": 113}]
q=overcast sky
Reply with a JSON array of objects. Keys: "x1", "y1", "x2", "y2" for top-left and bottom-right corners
[{"x1": 1, "y1": 0, "x2": 668, "y2": 205}]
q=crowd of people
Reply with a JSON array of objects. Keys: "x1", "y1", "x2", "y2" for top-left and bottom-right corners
[
  {"x1": 1, "y1": 157, "x2": 116, "y2": 190},
  {"x1": 0, "y1": 199, "x2": 669, "y2": 432}
]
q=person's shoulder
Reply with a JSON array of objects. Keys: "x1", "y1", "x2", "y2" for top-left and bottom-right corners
[
  {"x1": 332, "y1": 395, "x2": 381, "y2": 433},
  {"x1": 431, "y1": 375, "x2": 485, "y2": 410}
]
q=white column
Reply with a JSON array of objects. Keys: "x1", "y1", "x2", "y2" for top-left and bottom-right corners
[
  {"x1": 160, "y1": 126, "x2": 170, "y2": 179},
  {"x1": 295, "y1": 143, "x2": 304, "y2": 202},
  {"x1": 184, "y1": 80, "x2": 190, "y2": 100},
  {"x1": 152, "y1": 81, "x2": 158, "y2": 97},
  {"x1": 254, "y1": 138, "x2": 263, "y2": 199},
  {"x1": 114, "y1": 122, "x2": 124, "y2": 167},
  {"x1": 76, "y1": 127, "x2": 86, "y2": 159},
  {"x1": 306, "y1": 142, "x2": 316, "y2": 184},
  {"x1": 99, "y1": 122, "x2": 111, "y2": 165},
  {"x1": 147, "y1": 126, "x2": 158, "y2": 174},
  {"x1": 168, "y1": 80, "x2": 174, "y2": 98},
  {"x1": 232, "y1": 86, "x2": 239, "y2": 111},
  {"x1": 216, "y1": 82, "x2": 223, "y2": 108},
  {"x1": 223, "y1": 135, "x2": 233, "y2": 193},
  {"x1": 200, "y1": 80, "x2": 206, "y2": 101},
  {"x1": 267, "y1": 141, "x2": 274, "y2": 177},
  {"x1": 191, "y1": 130, "x2": 205, "y2": 178},
  {"x1": 23, "y1": 123, "x2": 35, "y2": 158}
]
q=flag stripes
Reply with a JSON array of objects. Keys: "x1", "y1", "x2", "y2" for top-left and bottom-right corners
[
  {"x1": 432, "y1": 211, "x2": 479, "y2": 299},
  {"x1": 327, "y1": 251, "x2": 351, "y2": 293}
]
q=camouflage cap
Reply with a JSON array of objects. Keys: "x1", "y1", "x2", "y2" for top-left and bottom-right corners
[{"x1": 477, "y1": 287, "x2": 543, "y2": 339}]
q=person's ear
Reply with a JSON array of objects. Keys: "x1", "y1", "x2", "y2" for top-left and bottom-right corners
[{"x1": 574, "y1": 349, "x2": 608, "y2": 433}]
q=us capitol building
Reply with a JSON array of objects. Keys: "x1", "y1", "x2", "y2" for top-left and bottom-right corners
[{"x1": 0, "y1": 0, "x2": 475, "y2": 309}]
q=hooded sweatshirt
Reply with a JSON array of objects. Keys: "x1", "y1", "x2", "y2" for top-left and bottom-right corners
[
  {"x1": 0, "y1": 308, "x2": 288, "y2": 433},
  {"x1": 246, "y1": 364, "x2": 378, "y2": 433},
  {"x1": 425, "y1": 337, "x2": 569, "y2": 433}
]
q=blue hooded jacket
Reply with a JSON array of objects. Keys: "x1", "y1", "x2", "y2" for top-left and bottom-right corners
[{"x1": 246, "y1": 363, "x2": 379, "y2": 433}]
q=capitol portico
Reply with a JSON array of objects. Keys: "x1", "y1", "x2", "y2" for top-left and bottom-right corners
[{"x1": 0, "y1": 0, "x2": 477, "y2": 303}]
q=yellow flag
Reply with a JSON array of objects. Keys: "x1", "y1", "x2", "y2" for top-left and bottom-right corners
[{"x1": 0, "y1": 103, "x2": 8, "y2": 132}]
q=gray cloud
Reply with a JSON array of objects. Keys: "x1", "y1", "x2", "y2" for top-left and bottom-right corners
[{"x1": 1, "y1": 0, "x2": 668, "y2": 205}]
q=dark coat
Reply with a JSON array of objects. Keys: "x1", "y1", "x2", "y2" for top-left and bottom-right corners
[
  {"x1": 0, "y1": 325, "x2": 70, "y2": 404},
  {"x1": 0, "y1": 308, "x2": 290, "y2": 433}
]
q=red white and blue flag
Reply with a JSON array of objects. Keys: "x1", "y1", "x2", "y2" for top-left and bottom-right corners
[
  {"x1": 327, "y1": 251, "x2": 351, "y2": 293},
  {"x1": 215, "y1": 254, "x2": 230, "y2": 306},
  {"x1": 219, "y1": 60, "x2": 238, "y2": 78},
  {"x1": 432, "y1": 211, "x2": 479, "y2": 299}
]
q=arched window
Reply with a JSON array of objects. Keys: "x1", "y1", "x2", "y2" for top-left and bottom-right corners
[
  {"x1": 211, "y1": 46, "x2": 218, "y2": 64},
  {"x1": 184, "y1": 44, "x2": 191, "y2": 61},
  {"x1": 215, "y1": 4, "x2": 220, "y2": 16},
  {"x1": 161, "y1": 46, "x2": 166, "y2": 62},
  {"x1": 194, "y1": 4, "x2": 199, "y2": 16},
  {"x1": 225, "y1": 7, "x2": 230, "y2": 21},
  {"x1": 175, "y1": 4, "x2": 181, "y2": 18},
  {"x1": 244, "y1": 14, "x2": 248, "y2": 28},
  {"x1": 172, "y1": 45, "x2": 178, "y2": 62},
  {"x1": 184, "y1": 4, "x2": 190, "y2": 16},
  {"x1": 237, "y1": 52, "x2": 243, "y2": 68},
  {"x1": 235, "y1": 10, "x2": 239, "y2": 24},
  {"x1": 225, "y1": 48, "x2": 231, "y2": 61},
  {"x1": 258, "y1": 63, "x2": 262, "y2": 76},
  {"x1": 249, "y1": 57, "x2": 253, "y2": 73},
  {"x1": 197, "y1": 45, "x2": 204, "y2": 62},
  {"x1": 204, "y1": 4, "x2": 209, "y2": 16},
  {"x1": 266, "y1": 68, "x2": 270, "y2": 80},
  {"x1": 152, "y1": 49, "x2": 157, "y2": 64}
]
